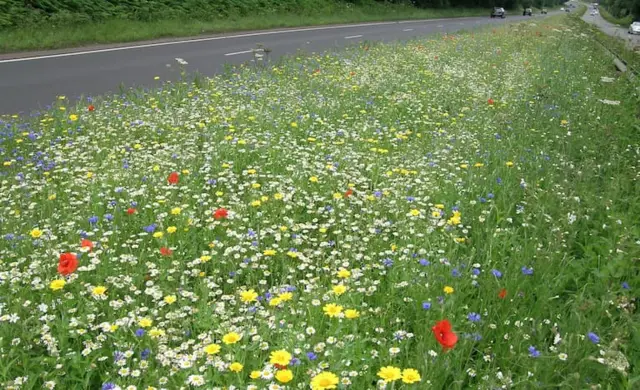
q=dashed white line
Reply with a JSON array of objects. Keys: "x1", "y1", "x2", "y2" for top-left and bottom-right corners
[
  {"x1": 224, "y1": 49, "x2": 255, "y2": 56},
  {"x1": 437, "y1": 24, "x2": 444, "y2": 28},
  {"x1": 403, "y1": 28, "x2": 414, "y2": 31},
  {"x1": 344, "y1": 35, "x2": 363, "y2": 39}
]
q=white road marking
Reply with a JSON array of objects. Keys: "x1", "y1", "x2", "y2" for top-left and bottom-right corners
[
  {"x1": 224, "y1": 49, "x2": 254, "y2": 56},
  {"x1": 403, "y1": 28, "x2": 414, "y2": 31},
  {"x1": 437, "y1": 24, "x2": 444, "y2": 28},
  {"x1": 0, "y1": 17, "x2": 486, "y2": 64},
  {"x1": 344, "y1": 35, "x2": 363, "y2": 39}
]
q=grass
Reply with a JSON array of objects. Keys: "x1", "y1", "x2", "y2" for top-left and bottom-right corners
[
  {"x1": 1, "y1": 13, "x2": 639, "y2": 390},
  {"x1": 0, "y1": 5, "x2": 489, "y2": 53},
  {"x1": 599, "y1": 7, "x2": 634, "y2": 26}
]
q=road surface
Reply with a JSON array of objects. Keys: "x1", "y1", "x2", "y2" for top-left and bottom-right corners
[
  {"x1": 582, "y1": 8, "x2": 640, "y2": 49},
  {"x1": 0, "y1": 12, "x2": 559, "y2": 115}
]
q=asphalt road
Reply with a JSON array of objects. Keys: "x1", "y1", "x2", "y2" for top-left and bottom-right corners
[
  {"x1": 582, "y1": 8, "x2": 640, "y2": 50},
  {"x1": 0, "y1": 11, "x2": 559, "y2": 115}
]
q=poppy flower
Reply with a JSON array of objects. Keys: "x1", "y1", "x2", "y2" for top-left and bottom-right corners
[
  {"x1": 344, "y1": 189, "x2": 353, "y2": 198},
  {"x1": 81, "y1": 239, "x2": 93, "y2": 251},
  {"x1": 274, "y1": 363, "x2": 287, "y2": 370},
  {"x1": 58, "y1": 253, "x2": 79, "y2": 275},
  {"x1": 167, "y1": 172, "x2": 179, "y2": 185},
  {"x1": 432, "y1": 319, "x2": 458, "y2": 350},
  {"x1": 488, "y1": 98, "x2": 495, "y2": 105},
  {"x1": 160, "y1": 247, "x2": 173, "y2": 256},
  {"x1": 498, "y1": 288, "x2": 507, "y2": 299},
  {"x1": 88, "y1": 104, "x2": 95, "y2": 112},
  {"x1": 213, "y1": 208, "x2": 228, "y2": 220},
  {"x1": 127, "y1": 208, "x2": 136, "y2": 215}
]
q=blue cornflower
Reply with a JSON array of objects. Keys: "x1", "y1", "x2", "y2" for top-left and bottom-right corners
[
  {"x1": 528, "y1": 346, "x2": 540, "y2": 357},
  {"x1": 113, "y1": 351, "x2": 125, "y2": 361},
  {"x1": 487, "y1": 193, "x2": 495, "y2": 199},
  {"x1": 452, "y1": 268, "x2": 461, "y2": 277},
  {"x1": 521, "y1": 266, "x2": 534, "y2": 275},
  {"x1": 290, "y1": 357, "x2": 301, "y2": 366},
  {"x1": 382, "y1": 258, "x2": 394, "y2": 267},
  {"x1": 587, "y1": 332, "x2": 600, "y2": 344},
  {"x1": 622, "y1": 281, "x2": 630, "y2": 290},
  {"x1": 422, "y1": 302, "x2": 432, "y2": 310},
  {"x1": 135, "y1": 329, "x2": 145, "y2": 337},
  {"x1": 471, "y1": 268, "x2": 481, "y2": 276},
  {"x1": 467, "y1": 312, "x2": 481, "y2": 322},
  {"x1": 88, "y1": 216, "x2": 98, "y2": 225},
  {"x1": 141, "y1": 348, "x2": 151, "y2": 360},
  {"x1": 491, "y1": 269, "x2": 503, "y2": 278},
  {"x1": 306, "y1": 352, "x2": 317, "y2": 360},
  {"x1": 143, "y1": 224, "x2": 156, "y2": 233},
  {"x1": 102, "y1": 383, "x2": 117, "y2": 390},
  {"x1": 419, "y1": 259, "x2": 430, "y2": 266},
  {"x1": 104, "y1": 213, "x2": 114, "y2": 221}
]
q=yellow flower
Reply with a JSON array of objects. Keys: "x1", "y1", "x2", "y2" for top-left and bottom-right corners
[
  {"x1": 336, "y1": 269, "x2": 351, "y2": 278},
  {"x1": 139, "y1": 318, "x2": 153, "y2": 328},
  {"x1": 332, "y1": 285, "x2": 347, "y2": 295},
  {"x1": 252, "y1": 183, "x2": 261, "y2": 189},
  {"x1": 275, "y1": 369, "x2": 294, "y2": 383},
  {"x1": 309, "y1": 176, "x2": 319, "y2": 183},
  {"x1": 345, "y1": 309, "x2": 360, "y2": 319},
  {"x1": 69, "y1": 114, "x2": 78, "y2": 121},
  {"x1": 278, "y1": 292, "x2": 293, "y2": 301},
  {"x1": 48, "y1": 194, "x2": 57, "y2": 200},
  {"x1": 447, "y1": 211, "x2": 462, "y2": 226},
  {"x1": 153, "y1": 232, "x2": 164, "y2": 238},
  {"x1": 401, "y1": 368, "x2": 421, "y2": 384},
  {"x1": 310, "y1": 371, "x2": 339, "y2": 390},
  {"x1": 290, "y1": 122, "x2": 298, "y2": 128},
  {"x1": 444, "y1": 286, "x2": 454, "y2": 294},
  {"x1": 474, "y1": 162, "x2": 484, "y2": 168},
  {"x1": 50, "y1": 279, "x2": 66, "y2": 291},
  {"x1": 164, "y1": 295, "x2": 177, "y2": 304},
  {"x1": 323, "y1": 303, "x2": 343, "y2": 318},
  {"x1": 454, "y1": 237, "x2": 466, "y2": 243},
  {"x1": 286, "y1": 251, "x2": 298, "y2": 259},
  {"x1": 86, "y1": 171, "x2": 93, "y2": 179},
  {"x1": 30, "y1": 228, "x2": 43, "y2": 239},
  {"x1": 460, "y1": 164, "x2": 468, "y2": 169},
  {"x1": 333, "y1": 193, "x2": 343, "y2": 200},
  {"x1": 250, "y1": 370, "x2": 261, "y2": 379},
  {"x1": 274, "y1": 193, "x2": 284, "y2": 200},
  {"x1": 279, "y1": 226, "x2": 288, "y2": 232},
  {"x1": 171, "y1": 207, "x2": 181, "y2": 215},
  {"x1": 246, "y1": 169, "x2": 257, "y2": 175},
  {"x1": 319, "y1": 227, "x2": 328, "y2": 233},
  {"x1": 263, "y1": 249, "x2": 277, "y2": 256},
  {"x1": 506, "y1": 161, "x2": 514, "y2": 167},
  {"x1": 229, "y1": 362, "x2": 244, "y2": 372},
  {"x1": 222, "y1": 332, "x2": 242, "y2": 344},
  {"x1": 269, "y1": 350, "x2": 292, "y2": 366},
  {"x1": 409, "y1": 209, "x2": 420, "y2": 216},
  {"x1": 377, "y1": 366, "x2": 402, "y2": 382},
  {"x1": 203, "y1": 343, "x2": 221, "y2": 355},
  {"x1": 435, "y1": 204, "x2": 445, "y2": 209},
  {"x1": 269, "y1": 297, "x2": 282, "y2": 306},
  {"x1": 92, "y1": 286, "x2": 107, "y2": 296},
  {"x1": 200, "y1": 255, "x2": 211, "y2": 263},
  {"x1": 251, "y1": 200, "x2": 262, "y2": 207},
  {"x1": 240, "y1": 289, "x2": 258, "y2": 303},
  {"x1": 216, "y1": 191, "x2": 224, "y2": 196},
  {"x1": 167, "y1": 226, "x2": 177, "y2": 234},
  {"x1": 149, "y1": 328, "x2": 165, "y2": 338}
]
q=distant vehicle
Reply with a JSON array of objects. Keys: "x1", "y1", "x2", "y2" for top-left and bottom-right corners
[
  {"x1": 541, "y1": 8, "x2": 548, "y2": 14},
  {"x1": 565, "y1": 7, "x2": 570, "y2": 12},
  {"x1": 491, "y1": 7, "x2": 506, "y2": 18},
  {"x1": 630, "y1": 21, "x2": 640, "y2": 35},
  {"x1": 560, "y1": 7, "x2": 565, "y2": 11},
  {"x1": 523, "y1": 7, "x2": 533, "y2": 16}
]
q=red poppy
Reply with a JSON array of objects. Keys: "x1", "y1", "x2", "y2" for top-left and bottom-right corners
[
  {"x1": 88, "y1": 104, "x2": 95, "y2": 112},
  {"x1": 160, "y1": 247, "x2": 173, "y2": 256},
  {"x1": 127, "y1": 207, "x2": 136, "y2": 215},
  {"x1": 81, "y1": 239, "x2": 94, "y2": 251},
  {"x1": 58, "y1": 252, "x2": 79, "y2": 275},
  {"x1": 213, "y1": 208, "x2": 228, "y2": 220},
  {"x1": 432, "y1": 319, "x2": 458, "y2": 350},
  {"x1": 498, "y1": 288, "x2": 507, "y2": 299},
  {"x1": 487, "y1": 98, "x2": 495, "y2": 105},
  {"x1": 167, "y1": 172, "x2": 179, "y2": 185},
  {"x1": 344, "y1": 189, "x2": 353, "y2": 198}
]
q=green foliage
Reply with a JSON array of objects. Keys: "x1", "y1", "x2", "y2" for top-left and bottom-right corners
[
  {"x1": 599, "y1": 0, "x2": 640, "y2": 21},
  {"x1": 0, "y1": 0, "x2": 567, "y2": 30}
]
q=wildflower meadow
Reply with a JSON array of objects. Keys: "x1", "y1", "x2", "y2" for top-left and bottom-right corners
[{"x1": 0, "y1": 14, "x2": 638, "y2": 390}]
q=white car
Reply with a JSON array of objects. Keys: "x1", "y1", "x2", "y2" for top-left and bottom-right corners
[{"x1": 630, "y1": 21, "x2": 640, "y2": 35}]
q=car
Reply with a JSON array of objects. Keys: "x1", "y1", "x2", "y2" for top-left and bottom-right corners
[
  {"x1": 523, "y1": 7, "x2": 533, "y2": 16},
  {"x1": 491, "y1": 7, "x2": 506, "y2": 18},
  {"x1": 630, "y1": 21, "x2": 640, "y2": 34},
  {"x1": 565, "y1": 7, "x2": 570, "y2": 12},
  {"x1": 560, "y1": 7, "x2": 565, "y2": 11},
  {"x1": 541, "y1": 8, "x2": 548, "y2": 14}
]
